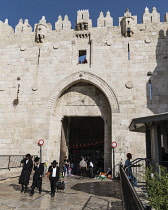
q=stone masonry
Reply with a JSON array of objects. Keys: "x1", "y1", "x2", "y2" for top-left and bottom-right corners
[{"x1": 1, "y1": 7, "x2": 168, "y2": 171}]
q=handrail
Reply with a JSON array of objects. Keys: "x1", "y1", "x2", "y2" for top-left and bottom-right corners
[
  {"x1": 0, "y1": 155, "x2": 37, "y2": 170},
  {"x1": 120, "y1": 164, "x2": 151, "y2": 210},
  {"x1": 125, "y1": 158, "x2": 150, "y2": 172}
]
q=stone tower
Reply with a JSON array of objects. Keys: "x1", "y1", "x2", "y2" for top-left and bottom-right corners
[
  {"x1": 120, "y1": 9, "x2": 137, "y2": 37},
  {"x1": 76, "y1": 10, "x2": 92, "y2": 30}
]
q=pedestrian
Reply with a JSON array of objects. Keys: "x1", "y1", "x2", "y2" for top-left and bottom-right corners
[
  {"x1": 124, "y1": 153, "x2": 140, "y2": 186},
  {"x1": 48, "y1": 160, "x2": 60, "y2": 197},
  {"x1": 89, "y1": 161, "x2": 94, "y2": 178},
  {"x1": 79, "y1": 158, "x2": 87, "y2": 179},
  {"x1": 19, "y1": 154, "x2": 33, "y2": 193},
  {"x1": 30, "y1": 157, "x2": 44, "y2": 196},
  {"x1": 63, "y1": 156, "x2": 70, "y2": 176}
]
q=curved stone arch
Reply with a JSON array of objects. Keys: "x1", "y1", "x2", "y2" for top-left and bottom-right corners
[{"x1": 47, "y1": 71, "x2": 119, "y2": 114}]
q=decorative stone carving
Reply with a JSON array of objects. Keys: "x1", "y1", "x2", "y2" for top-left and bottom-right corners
[
  {"x1": 120, "y1": 9, "x2": 137, "y2": 37},
  {"x1": 125, "y1": 81, "x2": 133, "y2": 89},
  {"x1": 53, "y1": 43, "x2": 59, "y2": 49},
  {"x1": 151, "y1": 7, "x2": 160, "y2": 23},
  {"x1": 31, "y1": 85, "x2": 38, "y2": 91},
  {"x1": 35, "y1": 16, "x2": 52, "y2": 43},
  {"x1": 144, "y1": 37, "x2": 151, "y2": 44},
  {"x1": 2, "y1": 18, "x2": 13, "y2": 33},
  {"x1": 76, "y1": 10, "x2": 92, "y2": 31},
  {"x1": 15, "y1": 19, "x2": 32, "y2": 33},
  {"x1": 63, "y1": 15, "x2": 71, "y2": 30},
  {"x1": 20, "y1": 46, "x2": 26, "y2": 51},
  {"x1": 97, "y1": 12, "x2": 105, "y2": 27},
  {"x1": 23, "y1": 19, "x2": 32, "y2": 32},
  {"x1": 55, "y1": 15, "x2": 63, "y2": 30},
  {"x1": 143, "y1": 7, "x2": 160, "y2": 23},
  {"x1": 105, "y1": 11, "x2": 113, "y2": 27}
]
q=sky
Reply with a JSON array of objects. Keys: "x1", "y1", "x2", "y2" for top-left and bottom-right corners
[{"x1": 0, "y1": 0, "x2": 168, "y2": 29}]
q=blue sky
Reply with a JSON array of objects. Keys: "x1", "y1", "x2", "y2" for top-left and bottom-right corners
[{"x1": 0, "y1": 0, "x2": 168, "y2": 29}]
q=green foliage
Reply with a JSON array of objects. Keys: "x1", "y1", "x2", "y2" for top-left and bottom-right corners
[{"x1": 145, "y1": 166, "x2": 168, "y2": 210}]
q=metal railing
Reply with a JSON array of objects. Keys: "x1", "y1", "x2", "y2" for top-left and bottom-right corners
[
  {"x1": 120, "y1": 165, "x2": 151, "y2": 210},
  {"x1": 0, "y1": 155, "x2": 37, "y2": 170},
  {"x1": 125, "y1": 158, "x2": 150, "y2": 187},
  {"x1": 161, "y1": 161, "x2": 168, "y2": 168}
]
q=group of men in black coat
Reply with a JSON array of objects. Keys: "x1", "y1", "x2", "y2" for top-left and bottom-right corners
[
  {"x1": 19, "y1": 154, "x2": 33, "y2": 193},
  {"x1": 19, "y1": 154, "x2": 60, "y2": 197}
]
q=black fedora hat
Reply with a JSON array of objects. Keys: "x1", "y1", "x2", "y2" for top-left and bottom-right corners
[
  {"x1": 34, "y1": 157, "x2": 40, "y2": 162},
  {"x1": 52, "y1": 160, "x2": 58, "y2": 165}
]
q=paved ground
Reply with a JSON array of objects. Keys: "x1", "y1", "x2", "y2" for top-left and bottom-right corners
[{"x1": 0, "y1": 175, "x2": 123, "y2": 210}]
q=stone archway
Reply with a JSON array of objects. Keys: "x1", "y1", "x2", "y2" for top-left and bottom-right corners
[
  {"x1": 47, "y1": 71, "x2": 119, "y2": 114},
  {"x1": 46, "y1": 71, "x2": 119, "y2": 170}
]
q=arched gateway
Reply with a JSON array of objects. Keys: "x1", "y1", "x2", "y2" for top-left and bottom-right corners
[{"x1": 46, "y1": 71, "x2": 119, "y2": 171}]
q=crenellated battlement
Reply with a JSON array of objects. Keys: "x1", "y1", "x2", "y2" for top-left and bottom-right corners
[
  {"x1": 0, "y1": 7, "x2": 167, "y2": 43},
  {"x1": 0, "y1": 7, "x2": 167, "y2": 33}
]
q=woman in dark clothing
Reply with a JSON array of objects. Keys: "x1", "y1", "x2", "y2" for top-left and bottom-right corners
[
  {"x1": 30, "y1": 157, "x2": 44, "y2": 196},
  {"x1": 19, "y1": 154, "x2": 33, "y2": 193}
]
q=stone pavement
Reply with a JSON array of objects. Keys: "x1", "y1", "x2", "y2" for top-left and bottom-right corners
[{"x1": 0, "y1": 175, "x2": 123, "y2": 210}]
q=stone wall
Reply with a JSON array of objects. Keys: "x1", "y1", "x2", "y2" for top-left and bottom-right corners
[{"x1": 0, "y1": 7, "x2": 168, "y2": 169}]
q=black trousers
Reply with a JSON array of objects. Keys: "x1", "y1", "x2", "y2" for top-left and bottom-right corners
[
  {"x1": 50, "y1": 177, "x2": 58, "y2": 194},
  {"x1": 81, "y1": 167, "x2": 86, "y2": 177}
]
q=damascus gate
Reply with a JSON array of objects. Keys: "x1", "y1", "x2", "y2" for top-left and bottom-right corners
[{"x1": 1, "y1": 7, "x2": 168, "y2": 172}]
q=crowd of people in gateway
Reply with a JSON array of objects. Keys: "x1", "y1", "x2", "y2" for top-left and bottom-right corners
[
  {"x1": 19, "y1": 153, "x2": 112, "y2": 197},
  {"x1": 19, "y1": 151, "x2": 160, "y2": 197}
]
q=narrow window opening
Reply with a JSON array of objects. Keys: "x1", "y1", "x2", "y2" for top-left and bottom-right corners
[
  {"x1": 83, "y1": 22, "x2": 88, "y2": 30},
  {"x1": 62, "y1": 24, "x2": 63, "y2": 29},
  {"x1": 82, "y1": 14, "x2": 84, "y2": 19},
  {"x1": 104, "y1": 20, "x2": 106, "y2": 27},
  {"x1": 149, "y1": 80, "x2": 152, "y2": 101},
  {"x1": 127, "y1": 28, "x2": 131, "y2": 37},
  {"x1": 78, "y1": 50, "x2": 87, "y2": 64},
  {"x1": 151, "y1": 16, "x2": 152, "y2": 23},
  {"x1": 128, "y1": 21, "x2": 130, "y2": 25},
  {"x1": 128, "y1": 43, "x2": 130, "y2": 60}
]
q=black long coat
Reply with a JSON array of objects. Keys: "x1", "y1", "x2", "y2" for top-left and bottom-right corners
[
  {"x1": 19, "y1": 158, "x2": 33, "y2": 185},
  {"x1": 48, "y1": 166, "x2": 60, "y2": 181},
  {"x1": 31, "y1": 163, "x2": 44, "y2": 188}
]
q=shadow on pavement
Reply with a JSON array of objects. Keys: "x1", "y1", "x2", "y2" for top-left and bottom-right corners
[
  {"x1": 71, "y1": 180, "x2": 121, "y2": 199},
  {"x1": 82, "y1": 196, "x2": 109, "y2": 210}
]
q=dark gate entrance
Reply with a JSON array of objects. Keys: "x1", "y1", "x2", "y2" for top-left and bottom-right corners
[{"x1": 60, "y1": 116, "x2": 104, "y2": 174}]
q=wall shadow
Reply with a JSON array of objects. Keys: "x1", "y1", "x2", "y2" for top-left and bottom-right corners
[{"x1": 147, "y1": 30, "x2": 168, "y2": 114}]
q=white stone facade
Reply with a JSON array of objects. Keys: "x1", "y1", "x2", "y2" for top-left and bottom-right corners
[{"x1": 1, "y1": 8, "x2": 168, "y2": 171}]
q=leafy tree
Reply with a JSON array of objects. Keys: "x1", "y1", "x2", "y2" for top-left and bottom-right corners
[{"x1": 145, "y1": 165, "x2": 168, "y2": 210}]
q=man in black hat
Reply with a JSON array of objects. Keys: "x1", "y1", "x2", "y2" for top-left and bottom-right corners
[
  {"x1": 30, "y1": 157, "x2": 44, "y2": 196},
  {"x1": 48, "y1": 160, "x2": 60, "y2": 197},
  {"x1": 19, "y1": 154, "x2": 33, "y2": 193}
]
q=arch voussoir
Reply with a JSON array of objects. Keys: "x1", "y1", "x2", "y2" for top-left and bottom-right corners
[{"x1": 47, "y1": 71, "x2": 119, "y2": 114}]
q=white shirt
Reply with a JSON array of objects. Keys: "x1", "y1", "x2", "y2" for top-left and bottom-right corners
[
  {"x1": 26, "y1": 160, "x2": 29, "y2": 164},
  {"x1": 90, "y1": 162, "x2": 94, "y2": 167},
  {"x1": 52, "y1": 167, "x2": 57, "y2": 177},
  {"x1": 36, "y1": 164, "x2": 39, "y2": 168}
]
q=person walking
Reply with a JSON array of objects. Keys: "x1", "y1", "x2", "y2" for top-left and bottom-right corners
[
  {"x1": 89, "y1": 161, "x2": 94, "y2": 178},
  {"x1": 19, "y1": 154, "x2": 33, "y2": 193},
  {"x1": 124, "y1": 153, "x2": 140, "y2": 186},
  {"x1": 63, "y1": 156, "x2": 70, "y2": 176},
  {"x1": 48, "y1": 160, "x2": 60, "y2": 197},
  {"x1": 79, "y1": 158, "x2": 87, "y2": 179},
  {"x1": 30, "y1": 157, "x2": 44, "y2": 196}
]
